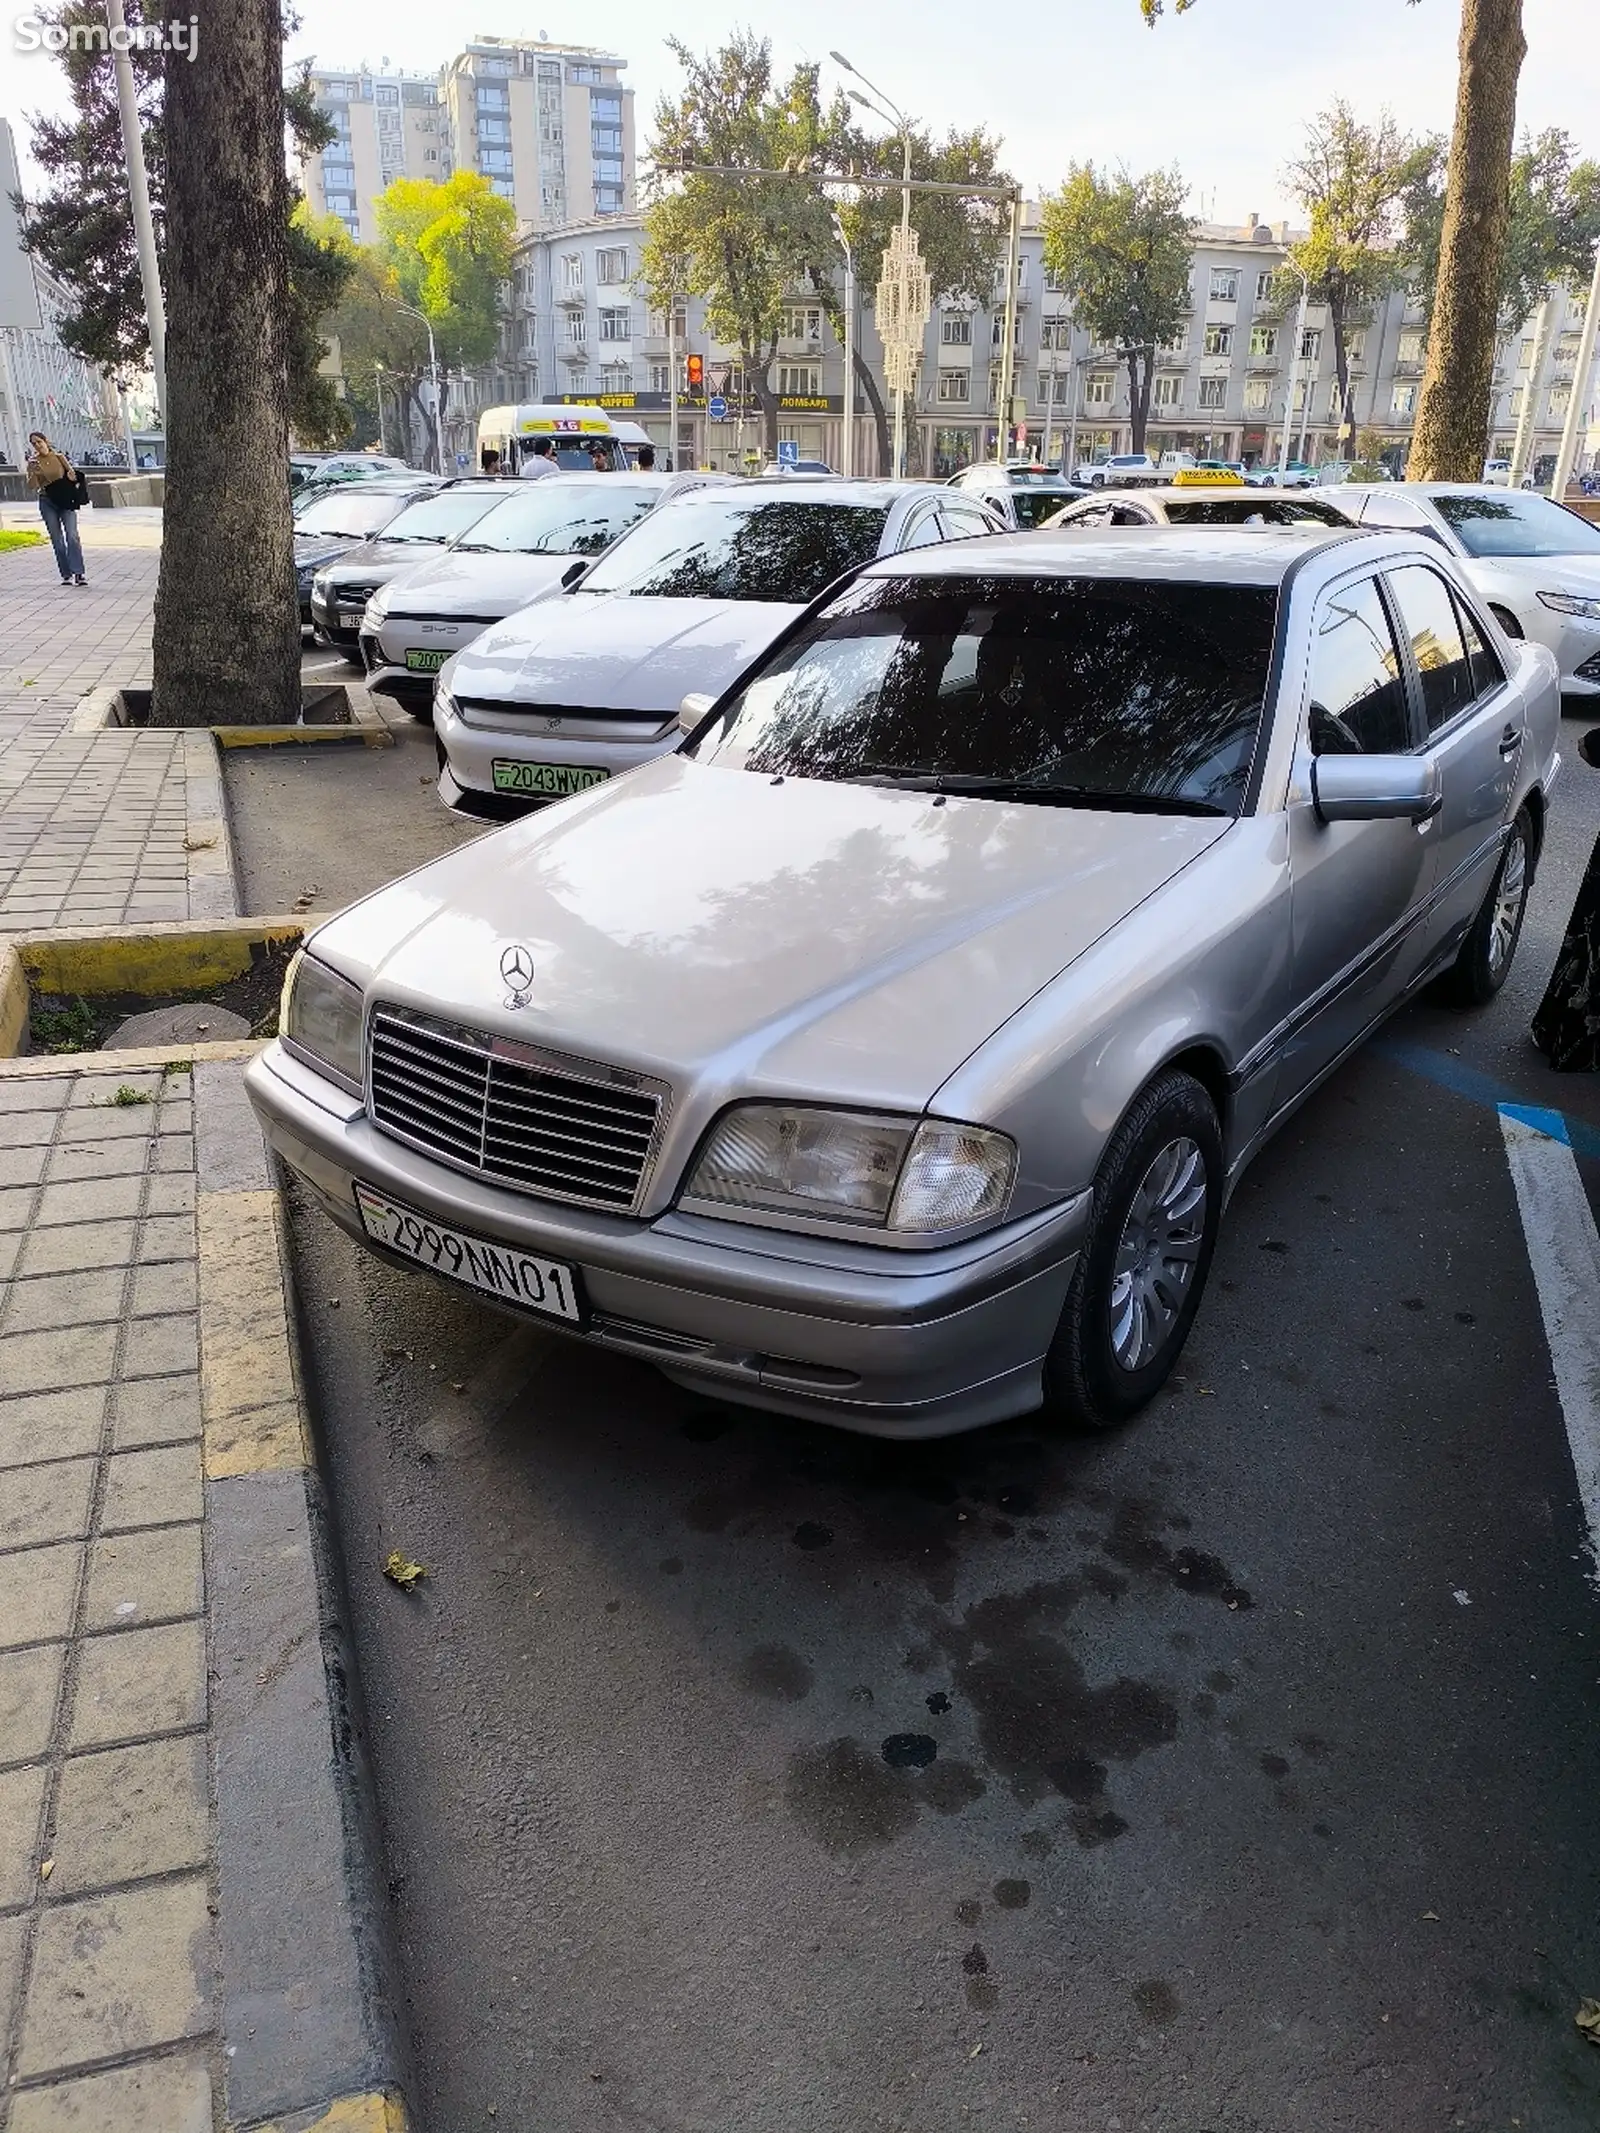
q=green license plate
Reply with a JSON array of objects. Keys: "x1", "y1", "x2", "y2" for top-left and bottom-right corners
[
  {"x1": 491, "y1": 760, "x2": 611, "y2": 797},
  {"x1": 404, "y1": 648, "x2": 449, "y2": 673}
]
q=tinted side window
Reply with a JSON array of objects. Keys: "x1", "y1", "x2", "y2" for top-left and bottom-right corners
[
  {"x1": 1110, "y1": 504, "x2": 1153, "y2": 526},
  {"x1": 898, "y1": 507, "x2": 946, "y2": 552},
  {"x1": 1386, "y1": 565, "x2": 1475, "y2": 733},
  {"x1": 1454, "y1": 595, "x2": 1504, "y2": 698},
  {"x1": 1307, "y1": 577, "x2": 1411, "y2": 755},
  {"x1": 942, "y1": 503, "x2": 997, "y2": 540}
]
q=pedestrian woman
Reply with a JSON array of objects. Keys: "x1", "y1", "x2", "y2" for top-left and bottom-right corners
[
  {"x1": 24, "y1": 433, "x2": 87, "y2": 586},
  {"x1": 1531, "y1": 724, "x2": 1600, "y2": 1071}
]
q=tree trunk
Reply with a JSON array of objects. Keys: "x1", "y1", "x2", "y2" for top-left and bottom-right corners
[
  {"x1": 1126, "y1": 349, "x2": 1153, "y2": 456},
  {"x1": 1329, "y1": 296, "x2": 1353, "y2": 460},
  {"x1": 853, "y1": 351, "x2": 892, "y2": 475},
  {"x1": 1406, "y1": 0, "x2": 1526, "y2": 480},
  {"x1": 750, "y1": 350, "x2": 780, "y2": 462},
  {"x1": 152, "y1": 0, "x2": 298, "y2": 726}
]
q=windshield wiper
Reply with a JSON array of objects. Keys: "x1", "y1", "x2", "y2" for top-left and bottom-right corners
[{"x1": 847, "y1": 767, "x2": 1229, "y2": 816}]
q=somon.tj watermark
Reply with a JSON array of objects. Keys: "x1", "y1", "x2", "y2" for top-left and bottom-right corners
[{"x1": 13, "y1": 13, "x2": 199, "y2": 58}]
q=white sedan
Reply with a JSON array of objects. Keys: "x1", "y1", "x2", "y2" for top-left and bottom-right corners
[
  {"x1": 358, "y1": 473, "x2": 724, "y2": 713},
  {"x1": 1338, "y1": 484, "x2": 1600, "y2": 698}
]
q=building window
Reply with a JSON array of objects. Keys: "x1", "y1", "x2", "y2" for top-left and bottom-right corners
[
  {"x1": 1202, "y1": 325, "x2": 1233, "y2": 358},
  {"x1": 591, "y1": 126, "x2": 623, "y2": 156},
  {"x1": 647, "y1": 305, "x2": 686, "y2": 339},
  {"x1": 1244, "y1": 376, "x2": 1271, "y2": 414},
  {"x1": 478, "y1": 117, "x2": 510, "y2": 142},
  {"x1": 783, "y1": 306, "x2": 822, "y2": 340},
  {"x1": 1327, "y1": 380, "x2": 1348, "y2": 419},
  {"x1": 374, "y1": 84, "x2": 398, "y2": 105},
  {"x1": 1043, "y1": 268, "x2": 1068, "y2": 293},
  {"x1": 1255, "y1": 269, "x2": 1276, "y2": 302},
  {"x1": 1160, "y1": 329, "x2": 1187, "y2": 357},
  {"x1": 778, "y1": 364, "x2": 819, "y2": 395},
  {"x1": 941, "y1": 314, "x2": 972, "y2": 345},
  {"x1": 1085, "y1": 371, "x2": 1115, "y2": 407},
  {"x1": 1556, "y1": 330, "x2": 1582, "y2": 363},
  {"x1": 598, "y1": 308, "x2": 630, "y2": 341},
  {"x1": 596, "y1": 248, "x2": 629, "y2": 285},
  {"x1": 1300, "y1": 328, "x2": 1321, "y2": 362},
  {"x1": 1508, "y1": 385, "x2": 1525, "y2": 416},
  {"x1": 1249, "y1": 324, "x2": 1277, "y2": 359},
  {"x1": 564, "y1": 312, "x2": 587, "y2": 344},
  {"x1": 569, "y1": 64, "x2": 603, "y2": 84},
  {"x1": 1038, "y1": 318, "x2": 1071, "y2": 350},
  {"x1": 1550, "y1": 383, "x2": 1572, "y2": 419},
  {"x1": 1197, "y1": 376, "x2": 1227, "y2": 410},
  {"x1": 648, "y1": 362, "x2": 671, "y2": 393},
  {"x1": 1153, "y1": 373, "x2": 1181, "y2": 408},
  {"x1": 938, "y1": 369, "x2": 971, "y2": 403},
  {"x1": 479, "y1": 148, "x2": 513, "y2": 175},
  {"x1": 1038, "y1": 372, "x2": 1069, "y2": 406},
  {"x1": 590, "y1": 92, "x2": 623, "y2": 121},
  {"x1": 1397, "y1": 327, "x2": 1425, "y2": 366},
  {"x1": 1391, "y1": 382, "x2": 1418, "y2": 417},
  {"x1": 593, "y1": 160, "x2": 624, "y2": 186},
  {"x1": 562, "y1": 255, "x2": 584, "y2": 291},
  {"x1": 601, "y1": 362, "x2": 631, "y2": 392},
  {"x1": 1209, "y1": 268, "x2": 1239, "y2": 302},
  {"x1": 1345, "y1": 329, "x2": 1366, "y2": 366},
  {"x1": 475, "y1": 84, "x2": 509, "y2": 110},
  {"x1": 594, "y1": 187, "x2": 624, "y2": 215}
]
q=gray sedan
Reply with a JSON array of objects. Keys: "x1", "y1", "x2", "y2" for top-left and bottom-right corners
[{"x1": 247, "y1": 527, "x2": 1559, "y2": 1439}]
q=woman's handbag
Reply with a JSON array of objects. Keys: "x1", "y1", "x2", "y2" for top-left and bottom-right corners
[{"x1": 68, "y1": 468, "x2": 90, "y2": 510}]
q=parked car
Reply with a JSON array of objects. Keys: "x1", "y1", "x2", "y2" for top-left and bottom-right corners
[
  {"x1": 247, "y1": 525, "x2": 1558, "y2": 1439},
  {"x1": 761, "y1": 459, "x2": 835, "y2": 474},
  {"x1": 1482, "y1": 459, "x2": 1513, "y2": 487},
  {"x1": 433, "y1": 479, "x2": 1007, "y2": 817},
  {"x1": 291, "y1": 451, "x2": 413, "y2": 494},
  {"x1": 361, "y1": 472, "x2": 730, "y2": 709},
  {"x1": 946, "y1": 464, "x2": 1090, "y2": 527},
  {"x1": 1045, "y1": 486, "x2": 1355, "y2": 531},
  {"x1": 1336, "y1": 483, "x2": 1600, "y2": 698},
  {"x1": 1244, "y1": 461, "x2": 1319, "y2": 489},
  {"x1": 293, "y1": 480, "x2": 442, "y2": 627},
  {"x1": 308, "y1": 481, "x2": 511, "y2": 653},
  {"x1": 1075, "y1": 453, "x2": 1161, "y2": 488}
]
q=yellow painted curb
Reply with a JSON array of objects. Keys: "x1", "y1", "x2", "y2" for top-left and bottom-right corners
[
  {"x1": 15, "y1": 914, "x2": 310, "y2": 1002},
  {"x1": 199, "y1": 1189, "x2": 311, "y2": 1477},
  {"x1": 0, "y1": 938, "x2": 26, "y2": 1058},
  {"x1": 213, "y1": 724, "x2": 393, "y2": 750},
  {"x1": 242, "y1": 2088, "x2": 408, "y2": 2132}
]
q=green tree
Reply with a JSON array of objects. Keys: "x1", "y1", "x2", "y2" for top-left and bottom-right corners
[
  {"x1": 375, "y1": 173, "x2": 518, "y2": 466},
  {"x1": 325, "y1": 246, "x2": 435, "y2": 461},
  {"x1": 642, "y1": 34, "x2": 838, "y2": 461},
  {"x1": 1139, "y1": 0, "x2": 1530, "y2": 479},
  {"x1": 1040, "y1": 164, "x2": 1193, "y2": 457},
  {"x1": 812, "y1": 124, "x2": 1012, "y2": 475},
  {"x1": 1275, "y1": 103, "x2": 1430, "y2": 460},
  {"x1": 1405, "y1": 127, "x2": 1600, "y2": 334}
]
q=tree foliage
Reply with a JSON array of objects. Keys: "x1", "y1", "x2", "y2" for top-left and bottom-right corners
[
  {"x1": 375, "y1": 172, "x2": 518, "y2": 370},
  {"x1": 1275, "y1": 103, "x2": 1431, "y2": 457},
  {"x1": 16, "y1": 3, "x2": 352, "y2": 441},
  {"x1": 1040, "y1": 164, "x2": 1193, "y2": 455},
  {"x1": 324, "y1": 244, "x2": 435, "y2": 458},
  {"x1": 1404, "y1": 127, "x2": 1600, "y2": 332}
]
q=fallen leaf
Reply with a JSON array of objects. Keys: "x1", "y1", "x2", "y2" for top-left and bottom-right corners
[
  {"x1": 182, "y1": 833, "x2": 217, "y2": 852},
  {"x1": 383, "y1": 1551, "x2": 427, "y2": 1593},
  {"x1": 1578, "y1": 1999, "x2": 1600, "y2": 2045},
  {"x1": 39, "y1": 1858, "x2": 53, "y2": 1880}
]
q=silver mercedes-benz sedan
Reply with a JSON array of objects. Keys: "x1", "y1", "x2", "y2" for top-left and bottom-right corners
[{"x1": 247, "y1": 527, "x2": 1559, "y2": 1440}]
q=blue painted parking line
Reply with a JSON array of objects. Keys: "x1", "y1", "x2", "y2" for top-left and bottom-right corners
[{"x1": 1375, "y1": 1037, "x2": 1600, "y2": 1161}]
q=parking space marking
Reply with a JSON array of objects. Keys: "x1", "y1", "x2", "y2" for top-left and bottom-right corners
[
  {"x1": 1500, "y1": 1105, "x2": 1600, "y2": 1586},
  {"x1": 1381, "y1": 1038, "x2": 1600, "y2": 1161}
]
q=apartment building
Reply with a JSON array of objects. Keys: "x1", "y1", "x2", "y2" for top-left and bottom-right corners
[
  {"x1": 489, "y1": 207, "x2": 1595, "y2": 478},
  {"x1": 301, "y1": 68, "x2": 450, "y2": 243}
]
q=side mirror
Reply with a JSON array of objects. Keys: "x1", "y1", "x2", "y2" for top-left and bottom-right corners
[
  {"x1": 560, "y1": 560, "x2": 589, "y2": 589},
  {"x1": 678, "y1": 691, "x2": 716, "y2": 734},
  {"x1": 1311, "y1": 751, "x2": 1442, "y2": 825}
]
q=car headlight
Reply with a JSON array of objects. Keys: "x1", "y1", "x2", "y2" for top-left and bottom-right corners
[
  {"x1": 1537, "y1": 591, "x2": 1600, "y2": 621},
  {"x1": 434, "y1": 683, "x2": 458, "y2": 721},
  {"x1": 366, "y1": 584, "x2": 391, "y2": 623},
  {"x1": 280, "y1": 950, "x2": 364, "y2": 1094},
  {"x1": 683, "y1": 1104, "x2": 1016, "y2": 1234},
  {"x1": 311, "y1": 571, "x2": 332, "y2": 600},
  {"x1": 296, "y1": 561, "x2": 315, "y2": 589}
]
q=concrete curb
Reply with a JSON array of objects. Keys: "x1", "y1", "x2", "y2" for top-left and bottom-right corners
[
  {"x1": 193, "y1": 1059, "x2": 411, "y2": 2131},
  {"x1": 71, "y1": 683, "x2": 394, "y2": 751}
]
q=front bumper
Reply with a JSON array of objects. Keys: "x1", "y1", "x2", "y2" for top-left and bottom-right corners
[
  {"x1": 434, "y1": 693, "x2": 679, "y2": 807},
  {"x1": 363, "y1": 614, "x2": 486, "y2": 703},
  {"x1": 246, "y1": 1041, "x2": 1087, "y2": 1437},
  {"x1": 308, "y1": 591, "x2": 370, "y2": 650}
]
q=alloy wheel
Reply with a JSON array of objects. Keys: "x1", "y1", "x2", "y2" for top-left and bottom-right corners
[
  {"x1": 1488, "y1": 829, "x2": 1527, "y2": 979},
  {"x1": 1108, "y1": 1136, "x2": 1208, "y2": 1373}
]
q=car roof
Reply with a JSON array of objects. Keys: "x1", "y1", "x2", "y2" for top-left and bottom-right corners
[
  {"x1": 1083, "y1": 486, "x2": 1355, "y2": 509},
  {"x1": 667, "y1": 478, "x2": 940, "y2": 508},
  {"x1": 860, "y1": 524, "x2": 1366, "y2": 586}
]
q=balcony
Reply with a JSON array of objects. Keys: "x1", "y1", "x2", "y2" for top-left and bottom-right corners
[{"x1": 557, "y1": 288, "x2": 586, "y2": 308}]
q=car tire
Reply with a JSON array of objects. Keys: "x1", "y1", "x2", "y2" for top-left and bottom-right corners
[
  {"x1": 1488, "y1": 604, "x2": 1523, "y2": 640},
  {"x1": 1091, "y1": 472, "x2": 1106, "y2": 488},
  {"x1": 1040, "y1": 1070, "x2": 1223, "y2": 1434},
  {"x1": 1439, "y1": 807, "x2": 1532, "y2": 1007}
]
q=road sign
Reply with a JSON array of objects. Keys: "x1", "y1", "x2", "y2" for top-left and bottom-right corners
[
  {"x1": 708, "y1": 394, "x2": 729, "y2": 421},
  {"x1": 707, "y1": 362, "x2": 731, "y2": 397},
  {"x1": 777, "y1": 439, "x2": 799, "y2": 468}
]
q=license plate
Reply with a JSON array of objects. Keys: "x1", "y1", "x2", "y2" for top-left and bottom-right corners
[
  {"x1": 353, "y1": 1183, "x2": 584, "y2": 1323},
  {"x1": 338, "y1": 607, "x2": 364, "y2": 624},
  {"x1": 491, "y1": 760, "x2": 611, "y2": 797},
  {"x1": 405, "y1": 648, "x2": 448, "y2": 673}
]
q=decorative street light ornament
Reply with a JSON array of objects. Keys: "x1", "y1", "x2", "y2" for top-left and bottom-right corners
[{"x1": 875, "y1": 224, "x2": 932, "y2": 394}]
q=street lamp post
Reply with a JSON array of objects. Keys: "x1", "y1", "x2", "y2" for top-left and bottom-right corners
[
  {"x1": 373, "y1": 362, "x2": 387, "y2": 456},
  {"x1": 1278, "y1": 268, "x2": 1310, "y2": 483},
  {"x1": 106, "y1": 0, "x2": 166, "y2": 425},
  {"x1": 398, "y1": 303, "x2": 445, "y2": 472},
  {"x1": 831, "y1": 209, "x2": 856, "y2": 478},
  {"x1": 1549, "y1": 245, "x2": 1600, "y2": 499},
  {"x1": 833, "y1": 55, "x2": 921, "y2": 479}
]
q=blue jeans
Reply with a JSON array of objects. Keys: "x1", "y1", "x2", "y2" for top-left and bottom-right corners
[{"x1": 39, "y1": 495, "x2": 84, "y2": 579}]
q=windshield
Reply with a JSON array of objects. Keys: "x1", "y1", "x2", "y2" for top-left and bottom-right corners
[
  {"x1": 687, "y1": 572, "x2": 1278, "y2": 816},
  {"x1": 377, "y1": 489, "x2": 504, "y2": 544},
  {"x1": 1164, "y1": 497, "x2": 1350, "y2": 527},
  {"x1": 580, "y1": 498, "x2": 890, "y2": 602},
  {"x1": 1432, "y1": 491, "x2": 1600, "y2": 558},
  {"x1": 294, "y1": 489, "x2": 412, "y2": 539},
  {"x1": 456, "y1": 483, "x2": 659, "y2": 556}
]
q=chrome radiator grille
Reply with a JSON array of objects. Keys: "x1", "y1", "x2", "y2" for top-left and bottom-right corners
[{"x1": 368, "y1": 1010, "x2": 663, "y2": 1213}]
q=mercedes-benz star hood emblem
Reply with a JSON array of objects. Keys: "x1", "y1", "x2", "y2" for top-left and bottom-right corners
[{"x1": 499, "y1": 943, "x2": 535, "y2": 1008}]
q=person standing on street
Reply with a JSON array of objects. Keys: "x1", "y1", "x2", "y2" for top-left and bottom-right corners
[
  {"x1": 519, "y1": 437, "x2": 559, "y2": 480},
  {"x1": 636, "y1": 443, "x2": 656, "y2": 470},
  {"x1": 25, "y1": 432, "x2": 88, "y2": 586}
]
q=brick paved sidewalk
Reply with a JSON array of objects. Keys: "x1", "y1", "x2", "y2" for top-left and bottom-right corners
[{"x1": 0, "y1": 525, "x2": 236, "y2": 934}]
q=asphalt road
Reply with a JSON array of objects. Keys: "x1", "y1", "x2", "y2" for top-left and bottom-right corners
[{"x1": 240, "y1": 698, "x2": 1600, "y2": 2133}]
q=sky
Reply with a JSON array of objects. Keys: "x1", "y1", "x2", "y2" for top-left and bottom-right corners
[{"x1": 0, "y1": 0, "x2": 1594, "y2": 218}]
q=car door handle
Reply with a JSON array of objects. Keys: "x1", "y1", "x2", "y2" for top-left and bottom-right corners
[{"x1": 1498, "y1": 723, "x2": 1522, "y2": 757}]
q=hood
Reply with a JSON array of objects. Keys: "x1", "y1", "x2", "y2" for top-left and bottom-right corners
[
  {"x1": 444, "y1": 590, "x2": 802, "y2": 714},
  {"x1": 1462, "y1": 551, "x2": 1600, "y2": 598},
  {"x1": 379, "y1": 549, "x2": 575, "y2": 620},
  {"x1": 313, "y1": 754, "x2": 1230, "y2": 1116},
  {"x1": 318, "y1": 537, "x2": 449, "y2": 588},
  {"x1": 294, "y1": 533, "x2": 368, "y2": 571}
]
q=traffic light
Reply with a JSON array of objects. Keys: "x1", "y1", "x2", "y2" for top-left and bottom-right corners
[{"x1": 686, "y1": 353, "x2": 704, "y2": 392}]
